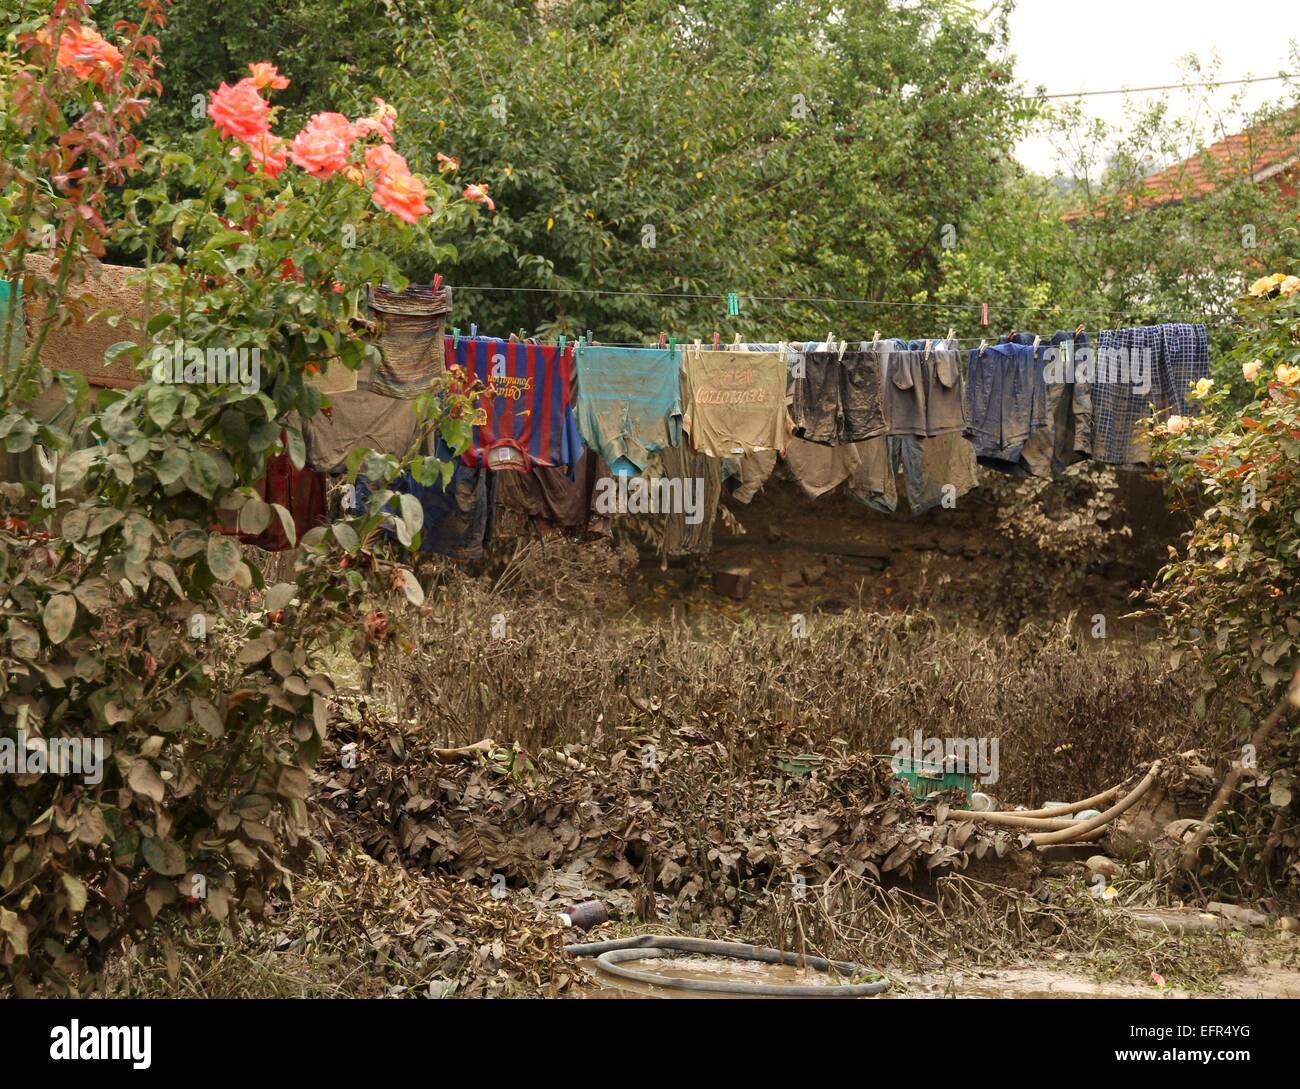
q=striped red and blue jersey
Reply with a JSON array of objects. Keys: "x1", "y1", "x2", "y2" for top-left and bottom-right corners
[{"x1": 447, "y1": 336, "x2": 581, "y2": 473}]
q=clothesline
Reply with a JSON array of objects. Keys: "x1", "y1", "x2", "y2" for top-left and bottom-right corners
[{"x1": 447, "y1": 281, "x2": 1229, "y2": 328}]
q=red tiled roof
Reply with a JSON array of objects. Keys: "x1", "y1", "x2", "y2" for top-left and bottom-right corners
[{"x1": 1063, "y1": 112, "x2": 1300, "y2": 222}]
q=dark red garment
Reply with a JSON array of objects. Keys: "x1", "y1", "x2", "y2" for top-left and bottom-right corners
[{"x1": 218, "y1": 451, "x2": 327, "y2": 552}]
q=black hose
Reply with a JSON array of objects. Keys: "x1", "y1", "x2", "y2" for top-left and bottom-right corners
[{"x1": 564, "y1": 934, "x2": 888, "y2": 997}]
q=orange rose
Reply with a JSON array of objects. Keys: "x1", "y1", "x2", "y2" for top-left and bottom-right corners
[
  {"x1": 244, "y1": 132, "x2": 288, "y2": 178},
  {"x1": 463, "y1": 184, "x2": 495, "y2": 211},
  {"x1": 208, "y1": 78, "x2": 272, "y2": 143},
  {"x1": 373, "y1": 169, "x2": 432, "y2": 224},
  {"x1": 289, "y1": 112, "x2": 356, "y2": 179},
  {"x1": 247, "y1": 62, "x2": 289, "y2": 90},
  {"x1": 51, "y1": 22, "x2": 124, "y2": 84}
]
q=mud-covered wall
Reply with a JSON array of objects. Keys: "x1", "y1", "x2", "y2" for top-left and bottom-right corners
[{"x1": 22, "y1": 254, "x2": 147, "y2": 388}]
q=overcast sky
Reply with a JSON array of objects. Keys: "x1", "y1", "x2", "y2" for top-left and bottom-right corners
[{"x1": 1005, "y1": 1, "x2": 1299, "y2": 175}]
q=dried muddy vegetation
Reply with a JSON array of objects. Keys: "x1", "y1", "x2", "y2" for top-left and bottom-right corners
[{"x1": 107, "y1": 540, "x2": 1296, "y2": 998}]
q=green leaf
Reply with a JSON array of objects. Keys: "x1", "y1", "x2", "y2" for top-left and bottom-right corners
[{"x1": 238, "y1": 495, "x2": 272, "y2": 535}]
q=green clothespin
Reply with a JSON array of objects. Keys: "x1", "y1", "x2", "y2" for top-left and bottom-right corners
[
  {"x1": 451, "y1": 327, "x2": 461, "y2": 348},
  {"x1": 586, "y1": 329, "x2": 593, "y2": 346},
  {"x1": 558, "y1": 334, "x2": 567, "y2": 353},
  {"x1": 726, "y1": 292, "x2": 740, "y2": 317},
  {"x1": 578, "y1": 335, "x2": 586, "y2": 349}
]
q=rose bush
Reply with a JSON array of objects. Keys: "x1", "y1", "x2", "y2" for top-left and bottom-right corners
[
  {"x1": 1, "y1": 0, "x2": 478, "y2": 994},
  {"x1": 1149, "y1": 271, "x2": 1300, "y2": 704}
]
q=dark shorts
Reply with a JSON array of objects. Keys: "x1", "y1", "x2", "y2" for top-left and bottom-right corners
[{"x1": 791, "y1": 349, "x2": 886, "y2": 444}]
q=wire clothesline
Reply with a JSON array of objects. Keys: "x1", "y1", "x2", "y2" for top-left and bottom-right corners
[{"x1": 446, "y1": 281, "x2": 1234, "y2": 335}]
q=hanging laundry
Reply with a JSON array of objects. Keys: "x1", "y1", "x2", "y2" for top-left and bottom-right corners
[
  {"x1": 725, "y1": 342, "x2": 797, "y2": 503},
  {"x1": 1090, "y1": 323, "x2": 1209, "y2": 470},
  {"x1": 656, "y1": 443, "x2": 722, "y2": 556},
  {"x1": 219, "y1": 449, "x2": 328, "y2": 552},
  {"x1": 575, "y1": 344, "x2": 681, "y2": 476},
  {"x1": 882, "y1": 339, "x2": 965, "y2": 438},
  {"x1": 300, "y1": 390, "x2": 423, "y2": 474},
  {"x1": 789, "y1": 344, "x2": 886, "y2": 445},
  {"x1": 783, "y1": 437, "x2": 866, "y2": 498},
  {"x1": 848, "y1": 433, "x2": 978, "y2": 517},
  {"x1": 964, "y1": 336, "x2": 1048, "y2": 473},
  {"x1": 495, "y1": 447, "x2": 613, "y2": 538},
  {"x1": 352, "y1": 438, "x2": 495, "y2": 560},
  {"x1": 681, "y1": 346, "x2": 787, "y2": 458},
  {"x1": 1018, "y1": 330, "x2": 1092, "y2": 478},
  {"x1": 367, "y1": 283, "x2": 452, "y2": 398},
  {"x1": 450, "y1": 336, "x2": 581, "y2": 473}
]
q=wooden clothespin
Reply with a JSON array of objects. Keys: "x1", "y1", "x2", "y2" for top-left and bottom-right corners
[
  {"x1": 945, "y1": 327, "x2": 955, "y2": 346},
  {"x1": 978, "y1": 338, "x2": 988, "y2": 357},
  {"x1": 732, "y1": 332, "x2": 742, "y2": 348},
  {"x1": 924, "y1": 338, "x2": 932, "y2": 357},
  {"x1": 1032, "y1": 334, "x2": 1041, "y2": 351},
  {"x1": 1074, "y1": 322, "x2": 1086, "y2": 336},
  {"x1": 872, "y1": 329, "x2": 880, "y2": 345},
  {"x1": 837, "y1": 336, "x2": 848, "y2": 361},
  {"x1": 980, "y1": 303, "x2": 989, "y2": 327}
]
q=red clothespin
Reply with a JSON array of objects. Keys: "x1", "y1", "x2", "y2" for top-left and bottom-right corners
[
  {"x1": 980, "y1": 302, "x2": 989, "y2": 327},
  {"x1": 712, "y1": 330, "x2": 720, "y2": 350},
  {"x1": 433, "y1": 273, "x2": 443, "y2": 292},
  {"x1": 659, "y1": 331, "x2": 667, "y2": 349}
]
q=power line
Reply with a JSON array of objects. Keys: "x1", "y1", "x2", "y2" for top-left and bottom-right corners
[{"x1": 1039, "y1": 73, "x2": 1298, "y2": 100}]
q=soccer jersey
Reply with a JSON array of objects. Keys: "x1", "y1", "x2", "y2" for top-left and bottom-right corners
[{"x1": 447, "y1": 336, "x2": 581, "y2": 473}]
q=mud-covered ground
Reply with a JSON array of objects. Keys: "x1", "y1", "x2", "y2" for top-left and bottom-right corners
[{"x1": 102, "y1": 468, "x2": 1300, "y2": 998}]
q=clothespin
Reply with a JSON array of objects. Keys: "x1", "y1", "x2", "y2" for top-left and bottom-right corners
[
  {"x1": 924, "y1": 338, "x2": 932, "y2": 357},
  {"x1": 469, "y1": 323, "x2": 477, "y2": 339},
  {"x1": 726, "y1": 291, "x2": 740, "y2": 317},
  {"x1": 432, "y1": 273, "x2": 443, "y2": 292},
  {"x1": 978, "y1": 338, "x2": 988, "y2": 357},
  {"x1": 872, "y1": 329, "x2": 880, "y2": 344},
  {"x1": 658, "y1": 331, "x2": 667, "y2": 349},
  {"x1": 1074, "y1": 322, "x2": 1086, "y2": 336},
  {"x1": 586, "y1": 329, "x2": 593, "y2": 345},
  {"x1": 837, "y1": 337, "x2": 847, "y2": 361},
  {"x1": 980, "y1": 303, "x2": 989, "y2": 327},
  {"x1": 668, "y1": 336, "x2": 676, "y2": 353},
  {"x1": 558, "y1": 334, "x2": 566, "y2": 353},
  {"x1": 732, "y1": 333, "x2": 742, "y2": 349},
  {"x1": 1032, "y1": 334, "x2": 1041, "y2": 353},
  {"x1": 451, "y1": 326, "x2": 461, "y2": 348},
  {"x1": 826, "y1": 332, "x2": 835, "y2": 351},
  {"x1": 945, "y1": 327, "x2": 955, "y2": 346},
  {"x1": 712, "y1": 330, "x2": 720, "y2": 350}
]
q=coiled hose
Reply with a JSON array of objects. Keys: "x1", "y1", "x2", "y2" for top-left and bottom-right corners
[{"x1": 565, "y1": 934, "x2": 888, "y2": 997}]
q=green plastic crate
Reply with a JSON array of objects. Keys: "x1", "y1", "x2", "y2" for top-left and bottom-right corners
[{"x1": 889, "y1": 758, "x2": 975, "y2": 805}]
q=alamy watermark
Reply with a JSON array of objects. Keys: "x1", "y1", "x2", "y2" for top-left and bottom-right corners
[
  {"x1": 593, "y1": 475, "x2": 705, "y2": 525},
  {"x1": 1044, "y1": 342, "x2": 1151, "y2": 395},
  {"x1": 150, "y1": 340, "x2": 261, "y2": 393},
  {"x1": 1, "y1": 728, "x2": 104, "y2": 784},
  {"x1": 890, "y1": 729, "x2": 1000, "y2": 785}
]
